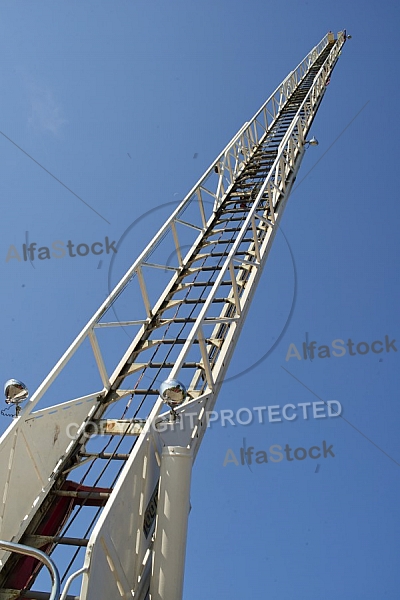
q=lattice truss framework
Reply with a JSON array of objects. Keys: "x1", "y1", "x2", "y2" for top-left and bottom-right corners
[{"x1": 0, "y1": 31, "x2": 346, "y2": 600}]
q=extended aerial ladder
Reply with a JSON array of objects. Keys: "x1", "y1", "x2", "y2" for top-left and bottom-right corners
[{"x1": 0, "y1": 31, "x2": 346, "y2": 600}]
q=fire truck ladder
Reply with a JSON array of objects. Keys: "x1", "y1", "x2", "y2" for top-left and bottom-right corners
[{"x1": 0, "y1": 31, "x2": 346, "y2": 600}]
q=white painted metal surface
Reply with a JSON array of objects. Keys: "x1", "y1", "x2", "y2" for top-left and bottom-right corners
[
  {"x1": 0, "y1": 393, "x2": 101, "y2": 563},
  {"x1": 150, "y1": 447, "x2": 192, "y2": 600},
  {"x1": 0, "y1": 31, "x2": 347, "y2": 600},
  {"x1": 80, "y1": 413, "x2": 163, "y2": 599}
]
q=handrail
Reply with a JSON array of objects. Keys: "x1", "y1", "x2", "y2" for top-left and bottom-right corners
[
  {"x1": 60, "y1": 566, "x2": 87, "y2": 600},
  {"x1": 0, "y1": 540, "x2": 60, "y2": 600}
]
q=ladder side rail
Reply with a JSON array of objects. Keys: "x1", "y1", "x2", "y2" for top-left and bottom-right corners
[
  {"x1": 80, "y1": 31, "x2": 348, "y2": 598},
  {"x1": 106, "y1": 34, "x2": 344, "y2": 417},
  {"x1": 270, "y1": 35, "x2": 346, "y2": 209},
  {"x1": 80, "y1": 409, "x2": 166, "y2": 600},
  {"x1": 0, "y1": 175, "x2": 245, "y2": 550},
  {"x1": 165, "y1": 33, "x2": 349, "y2": 456},
  {"x1": 79, "y1": 162, "x2": 290, "y2": 597},
  {"x1": 0, "y1": 71, "x2": 307, "y2": 560},
  {"x1": 79, "y1": 191, "x2": 288, "y2": 600},
  {"x1": 0, "y1": 31, "x2": 331, "y2": 430},
  {"x1": 77, "y1": 32, "x2": 346, "y2": 599},
  {"x1": 164, "y1": 69, "x2": 328, "y2": 385},
  {"x1": 186, "y1": 216, "x2": 286, "y2": 460},
  {"x1": 78, "y1": 51, "x2": 339, "y2": 597},
  {"x1": 79, "y1": 389, "x2": 216, "y2": 600},
  {"x1": 115, "y1": 35, "x2": 342, "y2": 419},
  {"x1": 102, "y1": 78, "x2": 320, "y2": 392},
  {"x1": 65, "y1": 28, "x2": 339, "y2": 393},
  {"x1": 151, "y1": 135, "x2": 310, "y2": 468},
  {"x1": 0, "y1": 31, "x2": 345, "y2": 596},
  {"x1": 0, "y1": 164, "x2": 227, "y2": 548},
  {"x1": 212, "y1": 33, "x2": 332, "y2": 210},
  {"x1": 277, "y1": 33, "x2": 346, "y2": 157},
  {"x1": 166, "y1": 33, "x2": 332, "y2": 212},
  {"x1": 104, "y1": 210, "x2": 254, "y2": 394},
  {"x1": 0, "y1": 31, "x2": 341, "y2": 557}
]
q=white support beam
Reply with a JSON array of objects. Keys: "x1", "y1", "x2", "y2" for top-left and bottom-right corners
[
  {"x1": 170, "y1": 220, "x2": 183, "y2": 267},
  {"x1": 97, "y1": 419, "x2": 146, "y2": 436},
  {"x1": 142, "y1": 262, "x2": 178, "y2": 272},
  {"x1": 196, "y1": 189, "x2": 207, "y2": 228},
  {"x1": 229, "y1": 262, "x2": 242, "y2": 315},
  {"x1": 88, "y1": 330, "x2": 110, "y2": 390},
  {"x1": 251, "y1": 216, "x2": 261, "y2": 262},
  {"x1": 174, "y1": 218, "x2": 203, "y2": 232},
  {"x1": 150, "y1": 446, "x2": 192, "y2": 600},
  {"x1": 95, "y1": 320, "x2": 148, "y2": 328},
  {"x1": 137, "y1": 266, "x2": 152, "y2": 318},
  {"x1": 197, "y1": 326, "x2": 214, "y2": 390}
]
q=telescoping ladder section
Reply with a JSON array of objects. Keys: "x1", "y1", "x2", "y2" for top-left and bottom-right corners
[{"x1": 0, "y1": 31, "x2": 346, "y2": 600}]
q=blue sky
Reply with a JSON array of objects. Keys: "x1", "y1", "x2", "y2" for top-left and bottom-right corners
[{"x1": 1, "y1": 1, "x2": 399, "y2": 599}]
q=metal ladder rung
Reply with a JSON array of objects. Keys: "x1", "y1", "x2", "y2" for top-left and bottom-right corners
[
  {"x1": 130, "y1": 388, "x2": 160, "y2": 395},
  {"x1": 183, "y1": 297, "x2": 228, "y2": 304},
  {"x1": 206, "y1": 237, "x2": 255, "y2": 245},
  {"x1": 0, "y1": 592, "x2": 79, "y2": 600},
  {"x1": 135, "y1": 338, "x2": 201, "y2": 345},
  {"x1": 209, "y1": 227, "x2": 251, "y2": 234},
  {"x1": 53, "y1": 490, "x2": 111, "y2": 501},
  {"x1": 147, "y1": 362, "x2": 199, "y2": 369},
  {"x1": 22, "y1": 535, "x2": 89, "y2": 548},
  {"x1": 80, "y1": 452, "x2": 130, "y2": 460},
  {"x1": 176, "y1": 280, "x2": 233, "y2": 288}
]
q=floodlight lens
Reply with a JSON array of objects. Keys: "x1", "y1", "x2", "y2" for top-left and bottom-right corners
[
  {"x1": 159, "y1": 379, "x2": 187, "y2": 408},
  {"x1": 4, "y1": 379, "x2": 29, "y2": 404}
]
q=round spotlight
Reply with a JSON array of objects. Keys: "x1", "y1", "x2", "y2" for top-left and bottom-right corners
[
  {"x1": 307, "y1": 136, "x2": 319, "y2": 146},
  {"x1": 159, "y1": 379, "x2": 187, "y2": 408},
  {"x1": 4, "y1": 379, "x2": 29, "y2": 405}
]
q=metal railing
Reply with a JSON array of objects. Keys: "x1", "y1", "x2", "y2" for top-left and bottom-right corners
[{"x1": 0, "y1": 540, "x2": 60, "y2": 600}]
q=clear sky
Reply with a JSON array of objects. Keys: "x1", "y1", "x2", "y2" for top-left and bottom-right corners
[{"x1": 1, "y1": 1, "x2": 399, "y2": 599}]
